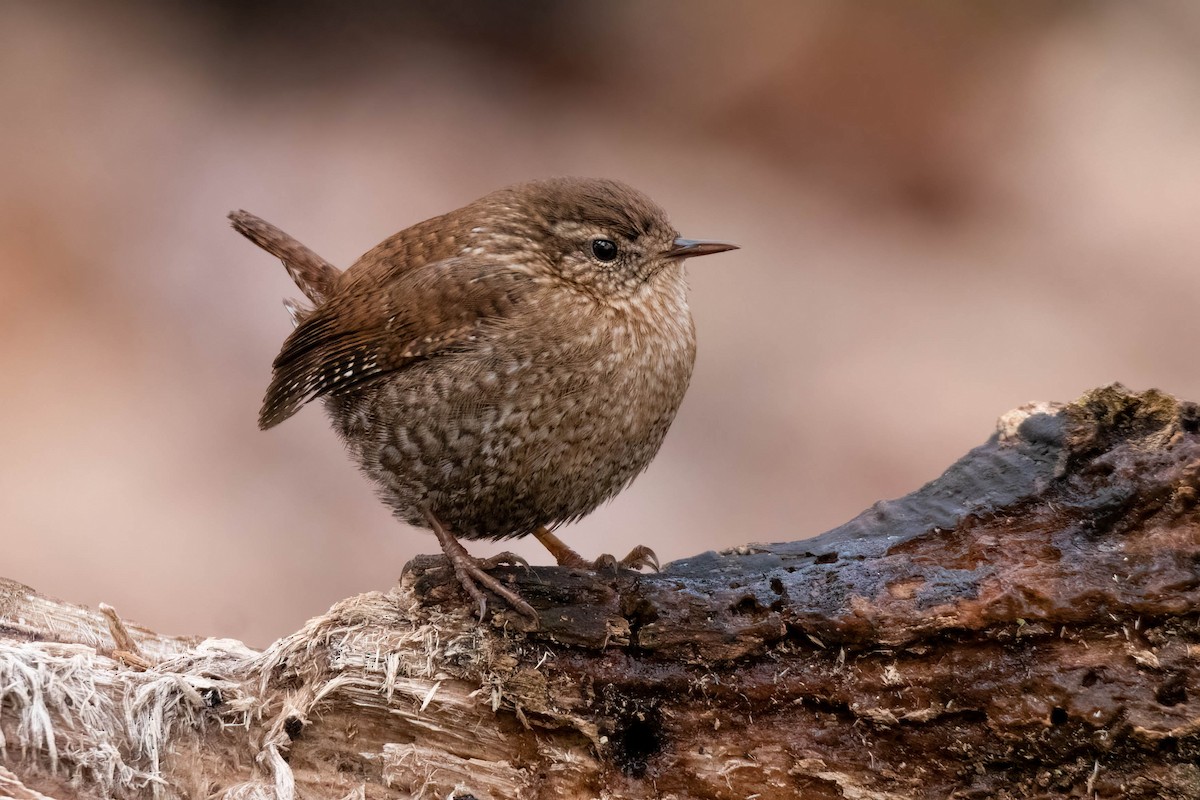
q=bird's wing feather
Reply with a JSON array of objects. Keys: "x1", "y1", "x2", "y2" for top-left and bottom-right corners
[{"x1": 259, "y1": 256, "x2": 529, "y2": 429}]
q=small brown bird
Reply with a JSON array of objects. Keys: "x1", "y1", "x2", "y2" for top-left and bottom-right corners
[{"x1": 230, "y1": 178, "x2": 736, "y2": 619}]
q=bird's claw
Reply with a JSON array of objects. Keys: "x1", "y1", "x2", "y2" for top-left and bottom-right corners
[
  {"x1": 591, "y1": 545, "x2": 660, "y2": 573},
  {"x1": 454, "y1": 557, "x2": 538, "y2": 622},
  {"x1": 478, "y1": 551, "x2": 531, "y2": 571}
]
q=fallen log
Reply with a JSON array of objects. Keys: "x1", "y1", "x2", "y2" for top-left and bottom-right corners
[{"x1": 2, "y1": 384, "x2": 1199, "y2": 798}]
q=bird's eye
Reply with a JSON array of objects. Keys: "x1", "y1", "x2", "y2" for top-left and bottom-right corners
[{"x1": 591, "y1": 238, "x2": 618, "y2": 262}]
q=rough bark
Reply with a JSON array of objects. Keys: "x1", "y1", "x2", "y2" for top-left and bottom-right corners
[{"x1": 3, "y1": 384, "x2": 1200, "y2": 799}]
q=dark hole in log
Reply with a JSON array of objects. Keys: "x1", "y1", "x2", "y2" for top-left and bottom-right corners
[
  {"x1": 815, "y1": 552, "x2": 838, "y2": 564},
  {"x1": 610, "y1": 706, "x2": 665, "y2": 777},
  {"x1": 284, "y1": 716, "x2": 304, "y2": 740},
  {"x1": 1081, "y1": 669, "x2": 1100, "y2": 688},
  {"x1": 1050, "y1": 707, "x2": 1068, "y2": 725},
  {"x1": 1180, "y1": 402, "x2": 1200, "y2": 433},
  {"x1": 621, "y1": 594, "x2": 660, "y2": 630},
  {"x1": 769, "y1": 577, "x2": 785, "y2": 595},
  {"x1": 1156, "y1": 673, "x2": 1188, "y2": 707}
]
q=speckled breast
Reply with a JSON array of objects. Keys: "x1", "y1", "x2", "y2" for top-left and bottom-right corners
[{"x1": 327, "y1": 292, "x2": 697, "y2": 540}]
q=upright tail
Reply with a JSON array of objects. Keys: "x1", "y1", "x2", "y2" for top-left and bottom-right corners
[{"x1": 228, "y1": 211, "x2": 342, "y2": 308}]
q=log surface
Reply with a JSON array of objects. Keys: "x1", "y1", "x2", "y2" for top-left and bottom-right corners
[{"x1": 2, "y1": 385, "x2": 1199, "y2": 798}]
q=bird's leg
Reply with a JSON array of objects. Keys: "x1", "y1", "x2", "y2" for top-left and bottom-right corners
[
  {"x1": 532, "y1": 526, "x2": 590, "y2": 568},
  {"x1": 533, "y1": 526, "x2": 660, "y2": 572},
  {"x1": 423, "y1": 510, "x2": 537, "y2": 621}
]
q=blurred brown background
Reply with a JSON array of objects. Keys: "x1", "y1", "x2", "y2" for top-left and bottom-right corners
[{"x1": 4, "y1": 1, "x2": 1200, "y2": 647}]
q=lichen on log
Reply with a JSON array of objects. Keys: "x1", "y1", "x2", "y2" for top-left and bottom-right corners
[{"x1": 2, "y1": 384, "x2": 1200, "y2": 799}]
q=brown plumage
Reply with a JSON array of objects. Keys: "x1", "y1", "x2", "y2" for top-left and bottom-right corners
[{"x1": 230, "y1": 178, "x2": 736, "y2": 619}]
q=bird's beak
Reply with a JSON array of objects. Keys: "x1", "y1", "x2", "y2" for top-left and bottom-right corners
[{"x1": 664, "y1": 238, "x2": 739, "y2": 260}]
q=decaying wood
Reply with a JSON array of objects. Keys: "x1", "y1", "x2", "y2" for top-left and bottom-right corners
[{"x1": 3, "y1": 384, "x2": 1200, "y2": 799}]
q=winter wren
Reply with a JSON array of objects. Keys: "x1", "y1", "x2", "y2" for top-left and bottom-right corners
[{"x1": 230, "y1": 178, "x2": 737, "y2": 619}]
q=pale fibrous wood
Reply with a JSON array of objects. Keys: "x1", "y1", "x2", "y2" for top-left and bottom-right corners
[{"x1": 3, "y1": 385, "x2": 1200, "y2": 799}]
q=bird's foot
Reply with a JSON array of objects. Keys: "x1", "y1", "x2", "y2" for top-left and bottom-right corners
[
  {"x1": 533, "y1": 526, "x2": 660, "y2": 572},
  {"x1": 424, "y1": 511, "x2": 538, "y2": 622},
  {"x1": 591, "y1": 545, "x2": 660, "y2": 573}
]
